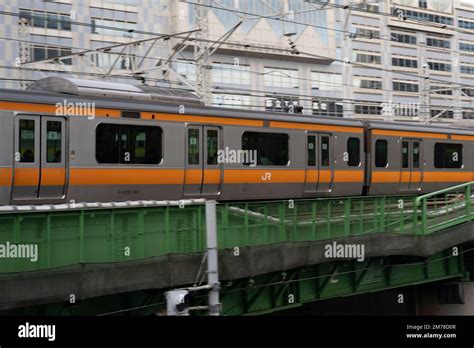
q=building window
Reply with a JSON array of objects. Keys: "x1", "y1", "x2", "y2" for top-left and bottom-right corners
[
  {"x1": 353, "y1": 27, "x2": 380, "y2": 39},
  {"x1": 431, "y1": 85, "x2": 453, "y2": 96},
  {"x1": 418, "y1": 0, "x2": 428, "y2": 8},
  {"x1": 463, "y1": 111, "x2": 474, "y2": 119},
  {"x1": 459, "y1": 20, "x2": 474, "y2": 30},
  {"x1": 462, "y1": 88, "x2": 474, "y2": 98},
  {"x1": 461, "y1": 66, "x2": 474, "y2": 75},
  {"x1": 212, "y1": 62, "x2": 250, "y2": 85},
  {"x1": 426, "y1": 37, "x2": 451, "y2": 49},
  {"x1": 391, "y1": 32, "x2": 417, "y2": 44},
  {"x1": 263, "y1": 67, "x2": 299, "y2": 88},
  {"x1": 32, "y1": 45, "x2": 72, "y2": 65},
  {"x1": 428, "y1": 61, "x2": 452, "y2": 72},
  {"x1": 311, "y1": 72, "x2": 342, "y2": 91},
  {"x1": 430, "y1": 109, "x2": 454, "y2": 119},
  {"x1": 91, "y1": 52, "x2": 134, "y2": 70},
  {"x1": 460, "y1": 42, "x2": 474, "y2": 52},
  {"x1": 19, "y1": 9, "x2": 72, "y2": 31},
  {"x1": 266, "y1": 95, "x2": 302, "y2": 114},
  {"x1": 213, "y1": 94, "x2": 251, "y2": 109},
  {"x1": 352, "y1": 3, "x2": 379, "y2": 12},
  {"x1": 392, "y1": 57, "x2": 418, "y2": 69},
  {"x1": 354, "y1": 52, "x2": 381, "y2": 64},
  {"x1": 392, "y1": 8, "x2": 453, "y2": 26},
  {"x1": 312, "y1": 98, "x2": 343, "y2": 117},
  {"x1": 102, "y1": 0, "x2": 138, "y2": 5},
  {"x1": 354, "y1": 77, "x2": 382, "y2": 90},
  {"x1": 375, "y1": 140, "x2": 388, "y2": 168},
  {"x1": 91, "y1": 18, "x2": 136, "y2": 38},
  {"x1": 393, "y1": 81, "x2": 419, "y2": 93},
  {"x1": 434, "y1": 143, "x2": 463, "y2": 168},
  {"x1": 96, "y1": 124, "x2": 162, "y2": 164},
  {"x1": 355, "y1": 104, "x2": 382, "y2": 115},
  {"x1": 176, "y1": 60, "x2": 196, "y2": 82},
  {"x1": 241, "y1": 132, "x2": 289, "y2": 166},
  {"x1": 347, "y1": 138, "x2": 360, "y2": 167}
]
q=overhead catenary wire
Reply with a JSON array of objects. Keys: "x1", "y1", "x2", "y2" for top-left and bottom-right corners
[{"x1": 1, "y1": 8, "x2": 474, "y2": 90}]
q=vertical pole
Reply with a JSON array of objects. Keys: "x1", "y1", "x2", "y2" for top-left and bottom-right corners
[
  {"x1": 465, "y1": 184, "x2": 471, "y2": 221},
  {"x1": 341, "y1": 0, "x2": 354, "y2": 119},
  {"x1": 205, "y1": 200, "x2": 220, "y2": 316},
  {"x1": 421, "y1": 198, "x2": 427, "y2": 235}
]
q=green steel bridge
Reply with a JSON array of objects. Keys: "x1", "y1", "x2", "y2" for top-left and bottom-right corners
[{"x1": 1, "y1": 182, "x2": 474, "y2": 315}]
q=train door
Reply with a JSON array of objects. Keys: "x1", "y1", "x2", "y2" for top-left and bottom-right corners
[
  {"x1": 400, "y1": 139, "x2": 422, "y2": 192},
  {"x1": 317, "y1": 133, "x2": 334, "y2": 193},
  {"x1": 304, "y1": 133, "x2": 334, "y2": 193},
  {"x1": 184, "y1": 125, "x2": 222, "y2": 196},
  {"x1": 12, "y1": 116, "x2": 67, "y2": 201},
  {"x1": 304, "y1": 134, "x2": 318, "y2": 193}
]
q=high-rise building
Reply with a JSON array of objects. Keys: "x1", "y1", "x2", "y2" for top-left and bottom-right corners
[{"x1": 0, "y1": 0, "x2": 473, "y2": 122}]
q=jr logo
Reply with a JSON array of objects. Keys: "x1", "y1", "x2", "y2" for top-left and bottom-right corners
[{"x1": 261, "y1": 173, "x2": 272, "y2": 181}]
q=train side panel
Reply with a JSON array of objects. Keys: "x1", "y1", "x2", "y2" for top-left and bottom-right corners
[
  {"x1": 0, "y1": 111, "x2": 13, "y2": 205},
  {"x1": 67, "y1": 117, "x2": 186, "y2": 203}
]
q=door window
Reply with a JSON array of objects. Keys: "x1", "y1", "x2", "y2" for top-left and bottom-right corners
[
  {"x1": 46, "y1": 121, "x2": 62, "y2": 163},
  {"x1": 19, "y1": 119, "x2": 35, "y2": 163}
]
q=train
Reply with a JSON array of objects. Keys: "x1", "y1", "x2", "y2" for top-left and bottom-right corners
[{"x1": 0, "y1": 76, "x2": 472, "y2": 206}]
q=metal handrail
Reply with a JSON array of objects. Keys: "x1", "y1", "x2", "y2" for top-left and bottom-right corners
[{"x1": 415, "y1": 181, "x2": 474, "y2": 206}]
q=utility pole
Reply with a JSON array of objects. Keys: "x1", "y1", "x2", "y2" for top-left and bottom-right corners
[
  {"x1": 341, "y1": 0, "x2": 354, "y2": 118},
  {"x1": 18, "y1": 18, "x2": 31, "y2": 90},
  {"x1": 205, "y1": 200, "x2": 220, "y2": 316},
  {"x1": 194, "y1": 0, "x2": 212, "y2": 105},
  {"x1": 420, "y1": 63, "x2": 431, "y2": 123},
  {"x1": 166, "y1": 200, "x2": 220, "y2": 316}
]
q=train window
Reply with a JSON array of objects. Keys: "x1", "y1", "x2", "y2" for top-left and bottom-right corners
[
  {"x1": 375, "y1": 140, "x2": 388, "y2": 167},
  {"x1": 19, "y1": 119, "x2": 35, "y2": 163},
  {"x1": 347, "y1": 138, "x2": 360, "y2": 166},
  {"x1": 402, "y1": 141, "x2": 409, "y2": 168},
  {"x1": 242, "y1": 132, "x2": 289, "y2": 166},
  {"x1": 207, "y1": 130, "x2": 218, "y2": 165},
  {"x1": 188, "y1": 129, "x2": 200, "y2": 165},
  {"x1": 413, "y1": 141, "x2": 420, "y2": 168},
  {"x1": 96, "y1": 124, "x2": 162, "y2": 164},
  {"x1": 46, "y1": 121, "x2": 62, "y2": 163},
  {"x1": 321, "y1": 136, "x2": 330, "y2": 167},
  {"x1": 434, "y1": 143, "x2": 462, "y2": 168},
  {"x1": 307, "y1": 135, "x2": 316, "y2": 166}
]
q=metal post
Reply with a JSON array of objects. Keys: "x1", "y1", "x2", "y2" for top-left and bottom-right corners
[
  {"x1": 205, "y1": 200, "x2": 220, "y2": 316},
  {"x1": 18, "y1": 18, "x2": 31, "y2": 90},
  {"x1": 420, "y1": 64, "x2": 431, "y2": 123}
]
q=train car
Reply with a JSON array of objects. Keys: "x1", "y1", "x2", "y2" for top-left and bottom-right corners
[
  {"x1": 0, "y1": 77, "x2": 472, "y2": 206},
  {"x1": 366, "y1": 121, "x2": 474, "y2": 195}
]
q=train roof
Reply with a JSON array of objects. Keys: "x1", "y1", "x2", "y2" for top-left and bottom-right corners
[
  {"x1": 0, "y1": 77, "x2": 472, "y2": 136},
  {"x1": 367, "y1": 120, "x2": 474, "y2": 136}
]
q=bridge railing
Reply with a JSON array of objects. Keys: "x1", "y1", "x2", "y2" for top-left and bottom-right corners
[
  {"x1": 2, "y1": 182, "x2": 474, "y2": 274},
  {"x1": 415, "y1": 181, "x2": 474, "y2": 234},
  {"x1": 216, "y1": 195, "x2": 417, "y2": 249}
]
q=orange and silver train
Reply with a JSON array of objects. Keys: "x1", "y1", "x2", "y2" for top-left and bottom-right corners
[{"x1": 0, "y1": 77, "x2": 472, "y2": 206}]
